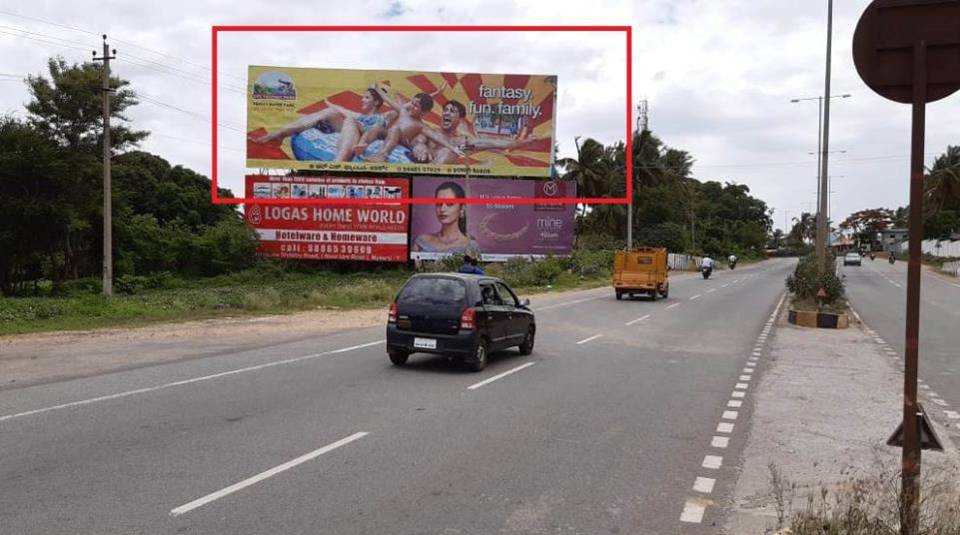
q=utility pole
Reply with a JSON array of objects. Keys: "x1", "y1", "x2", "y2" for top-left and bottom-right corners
[
  {"x1": 817, "y1": 0, "x2": 834, "y2": 270},
  {"x1": 93, "y1": 35, "x2": 115, "y2": 296}
]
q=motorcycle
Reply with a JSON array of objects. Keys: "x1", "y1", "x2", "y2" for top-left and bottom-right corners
[
  {"x1": 728, "y1": 260, "x2": 737, "y2": 270},
  {"x1": 701, "y1": 265, "x2": 713, "y2": 279}
]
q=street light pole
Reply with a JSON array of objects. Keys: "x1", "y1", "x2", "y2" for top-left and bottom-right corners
[{"x1": 818, "y1": 0, "x2": 834, "y2": 270}]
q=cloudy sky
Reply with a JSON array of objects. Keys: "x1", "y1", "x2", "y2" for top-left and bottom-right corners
[{"x1": 1, "y1": 0, "x2": 958, "y2": 231}]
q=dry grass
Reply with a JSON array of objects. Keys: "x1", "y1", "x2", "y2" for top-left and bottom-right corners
[{"x1": 769, "y1": 458, "x2": 960, "y2": 534}]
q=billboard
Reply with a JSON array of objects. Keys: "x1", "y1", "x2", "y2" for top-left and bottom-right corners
[
  {"x1": 246, "y1": 66, "x2": 557, "y2": 178},
  {"x1": 410, "y1": 177, "x2": 576, "y2": 261},
  {"x1": 244, "y1": 175, "x2": 409, "y2": 262}
]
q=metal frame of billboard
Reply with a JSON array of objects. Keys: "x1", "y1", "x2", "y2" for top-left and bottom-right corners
[{"x1": 210, "y1": 25, "x2": 633, "y2": 206}]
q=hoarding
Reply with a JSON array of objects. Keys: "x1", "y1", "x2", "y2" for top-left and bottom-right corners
[
  {"x1": 246, "y1": 66, "x2": 557, "y2": 177},
  {"x1": 244, "y1": 175, "x2": 409, "y2": 262},
  {"x1": 410, "y1": 177, "x2": 576, "y2": 261}
]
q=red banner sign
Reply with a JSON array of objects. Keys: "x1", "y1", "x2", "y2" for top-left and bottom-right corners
[{"x1": 244, "y1": 175, "x2": 409, "y2": 262}]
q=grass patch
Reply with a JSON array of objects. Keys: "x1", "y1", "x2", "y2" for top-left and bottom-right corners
[{"x1": 0, "y1": 258, "x2": 615, "y2": 336}]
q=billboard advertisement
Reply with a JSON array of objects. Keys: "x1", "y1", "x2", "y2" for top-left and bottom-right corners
[
  {"x1": 410, "y1": 177, "x2": 576, "y2": 261},
  {"x1": 246, "y1": 66, "x2": 557, "y2": 178},
  {"x1": 244, "y1": 175, "x2": 409, "y2": 262}
]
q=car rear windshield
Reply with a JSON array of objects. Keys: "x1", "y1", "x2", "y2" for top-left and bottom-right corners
[{"x1": 398, "y1": 277, "x2": 467, "y2": 306}]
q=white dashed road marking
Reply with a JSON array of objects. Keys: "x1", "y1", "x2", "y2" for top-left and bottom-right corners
[
  {"x1": 467, "y1": 362, "x2": 536, "y2": 390},
  {"x1": 626, "y1": 314, "x2": 651, "y2": 326},
  {"x1": 711, "y1": 436, "x2": 730, "y2": 448},
  {"x1": 667, "y1": 303, "x2": 681, "y2": 310},
  {"x1": 0, "y1": 340, "x2": 385, "y2": 423},
  {"x1": 680, "y1": 500, "x2": 707, "y2": 523},
  {"x1": 170, "y1": 432, "x2": 369, "y2": 516},
  {"x1": 693, "y1": 477, "x2": 716, "y2": 494},
  {"x1": 702, "y1": 455, "x2": 723, "y2": 469},
  {"x1": 717, "y1": 422, "x2": 734, "y2": 433},
  {"x1": 576, "y1": 334, "x2": 602, "y2": 345}
]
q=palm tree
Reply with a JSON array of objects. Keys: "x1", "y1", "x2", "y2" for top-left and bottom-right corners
[{"x1": 924, "y1": 145, "x2": 960, "y2": 217}]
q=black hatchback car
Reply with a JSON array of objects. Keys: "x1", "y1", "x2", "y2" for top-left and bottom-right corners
[{"x1": 386, "y1": 273, "x2": 536, "y2": 371}]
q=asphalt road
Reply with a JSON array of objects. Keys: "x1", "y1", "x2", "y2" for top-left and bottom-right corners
[
  {"x1": 841, "y1": 258, "x2": 960, "y2": 435},
  {"x1": 0, "y1": 259, "x2": 794, "y2": 535}
]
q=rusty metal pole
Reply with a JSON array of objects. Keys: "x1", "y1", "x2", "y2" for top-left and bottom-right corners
[{"x1": 901, "y1": 39, "x2": 926, "y2": 535}]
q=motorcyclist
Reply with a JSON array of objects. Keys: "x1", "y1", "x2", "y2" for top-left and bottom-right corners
[
  {"x1": 728, "y1": 253, "x2": 738, "y2": 270},
  {"x1": 888, "y1": 251, "x2": 896, "y2": 264},
  {"x1": 701, "y1": 255, "x2": 715, "y2": 279}
]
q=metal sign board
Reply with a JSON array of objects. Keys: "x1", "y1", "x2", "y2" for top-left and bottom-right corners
[{"x1": 853, "y1": 0, "x2": 960, "y2": 103}]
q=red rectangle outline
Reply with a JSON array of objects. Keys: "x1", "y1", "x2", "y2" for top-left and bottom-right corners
[{"x1": 212, "y1": 25, "x2": 631, "y2": 206}]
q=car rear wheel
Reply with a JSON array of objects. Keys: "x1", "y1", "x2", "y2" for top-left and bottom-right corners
[
  {"x1": 466, "y1": 338, "x2": 489, "y2": 372},
  {"x1": 388, "y1": 351, "x2": 409, "y2": 366},
  {"x1": 518, "y1": 327, "x2": 535, "y2": 355}
]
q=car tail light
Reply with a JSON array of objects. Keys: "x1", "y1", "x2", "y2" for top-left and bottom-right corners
[
  {"x1": 460, "y1": 308, "x2": 476, "y2": 330},
  {"x1": 388, "y1": 303, "x2": 397, "y2": 324}
]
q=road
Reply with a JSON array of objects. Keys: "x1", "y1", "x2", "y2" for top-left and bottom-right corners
[
  {"x1": 0, "y1": 259, "x2": 794, "y2": 535},
  {"x1": 841, "y1": 258, "x2": 960, "y2": 437}
]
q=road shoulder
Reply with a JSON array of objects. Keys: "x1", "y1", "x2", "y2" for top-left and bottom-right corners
[{"x1": 724, "y1": 303, "x2": 960, "y2": 534}]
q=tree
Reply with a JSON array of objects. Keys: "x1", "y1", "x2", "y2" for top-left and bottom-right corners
[
  {"x1": 26, "y1": 57, "x2": 147, "y2": 153},
  {"x1": 839, "y1": 208, "x2": 892, "y2": 247},
  {"x1": 924, "y1": 146, "x2": 960, "y2": 216}
]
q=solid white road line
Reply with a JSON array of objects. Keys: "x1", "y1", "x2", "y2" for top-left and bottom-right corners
[
  {"x1": 693, "y1": 477, "x2": 716, "y2": 494},
  {"x1": 711, "y1": 436, "x2": 730, "y2": 448},
  {"x1": 169, "y1": 432, "x2": 368, "y2": 516},
  {"x1": 576, "y1": 334, "x2": 602, "y2": 345},
  {"x1": 626, "y1": 314, "x2": 651, "y2": 326},
  {"x1": 666, "y1": 303, "x2": 681, "y2": 310},
  {"x1": 689, "y1": 294, "x2": 701, "y2": 301},
  {"x1": 0, "y1": 340, "x2": 385, "y2": 424},
  {"x1": 467, "y1": 362, "x2": 536, "y2": 390},
  {"x1": 702, "y1": 455, "x2": 723, "y2": 469},
  {"x1": 680, "y1": 499, "x2": 707, "y2": 523}
]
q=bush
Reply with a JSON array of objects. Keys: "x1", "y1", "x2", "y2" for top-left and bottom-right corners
[
  {"x1": 191, "y1": 218, "x2": 259, "y2": 276},
  {"x1": 786, "y1": 254, "x2": 845, "y2": 304}
]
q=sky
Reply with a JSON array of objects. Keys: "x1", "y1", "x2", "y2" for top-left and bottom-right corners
[{"x1": 1, "y1": 0, "x2": 958, "y2": 232}]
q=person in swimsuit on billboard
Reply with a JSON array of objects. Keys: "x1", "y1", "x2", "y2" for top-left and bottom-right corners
[
  {"x1": 412, "y1": 181, "x2": 480, "y2": 255},
  {"x1": 355, "y1": 83, "x2": 465, "y2": 164},
  {"x1": 249, "y1": 87, "x2": 387, "y2": 162}
]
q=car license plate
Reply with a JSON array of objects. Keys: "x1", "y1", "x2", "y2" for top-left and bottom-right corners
[{"x1": 413, "y1": 337, "x2": 437, "y2": 349}]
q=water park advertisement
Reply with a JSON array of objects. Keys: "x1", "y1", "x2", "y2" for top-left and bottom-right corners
[{"x1": 246, "y1": 66, "x2": 557, "y2": 177}]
